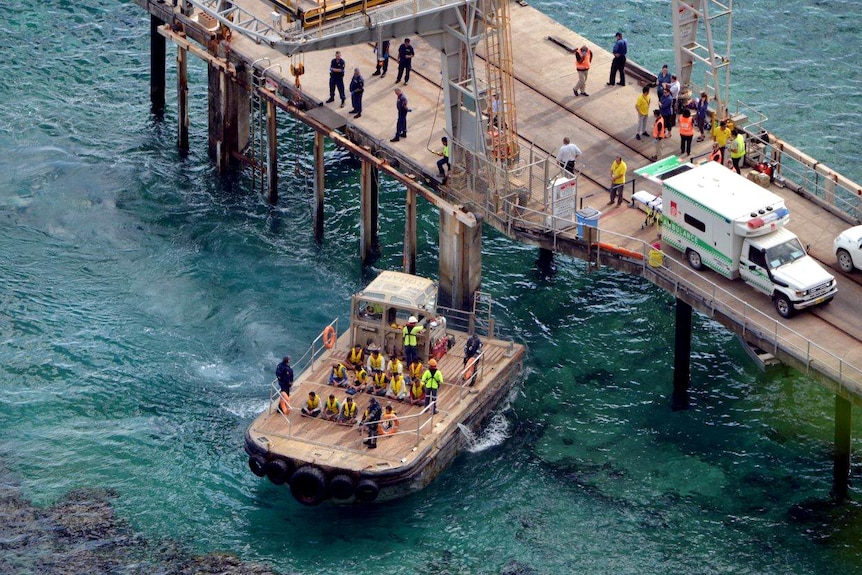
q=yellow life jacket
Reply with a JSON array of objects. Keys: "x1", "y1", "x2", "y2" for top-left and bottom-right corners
[
  {"x1": 369, "y1": 353, "x2": 383, "y2": 371},
  {"x1": 325, "y1": 398, "x2": 340, "y2": 414},
  {"x1": 332, "y1": 364, "x2": 346, "y2": 379},
  {"x1": 410, "y1": 381, "x2": 424, "y2": 399},
  {"x1": 349, "y1": 348, "x2": 364, "y2": 364},
  {"x1": 373, "y1": 371, "x2": 388, "y2": 389},
  {"x1": 343, "y1": 400, "x2": 357, "y2": 418},
  {"x1": 390, "y1": 375, "x2": 404, "y2": 394},
  {"x1": 306, "y1": 396, "x2": 320, "y2": 410},
  {"x1": 409, "y1": 361, "x2": 423, "y2": 380},
  {"x1": 356, "y1": 368, "x2": 368, "y2": 384}
]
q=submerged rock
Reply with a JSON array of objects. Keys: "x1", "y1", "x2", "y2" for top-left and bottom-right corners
[{"x1": 0, "y1": 465, "x2": 284, "y2": 575}]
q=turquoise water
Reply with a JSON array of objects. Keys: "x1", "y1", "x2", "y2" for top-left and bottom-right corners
[{"x1": 3, "y1": 1, "x2": 862, "y2": 573}]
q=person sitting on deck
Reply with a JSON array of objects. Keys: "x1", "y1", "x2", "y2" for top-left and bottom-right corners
[
  {"x1": 339, "y1": 395, "x2": 359, "y2": 425},
  {"x1": 407, "y1": 359, "x2": 424, "y2": 384},
  {"x1": 369, "y1": 370, "x2": 389, "y2": 396},
  {"x1": 346, "y1": 344, "x2": 365, "y2": 370},
  {"x1": 408, "y1": 377, "x2": 426, "y2": 406},
  {"x1": 361, "y1": 397, "x2": 383, "y2": 449},
  {"x1": 347, "y1": 368, "x2": 368, "y2": 395},
  {"x1": 322, "y1": 393, "x2": 341, "y2": 422},
  {"x1": 329, "y1": 362, "x2": 349, "y2": 387},
  {"x1": 366, "y1": 347, "x2": 385, "y2": 374},
  {"x1": 386, "y1": 371, "x2": 408, "y2": 401},
  {"x1": 301, "y1": 391, "x2": 322, "y2": 417},
  {"x1": 386, "y1": 355, "x2": 403, "y2": 378}
]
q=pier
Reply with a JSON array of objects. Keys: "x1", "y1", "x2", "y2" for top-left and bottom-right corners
[{"x1": 135, "y1": 0, "x2": 862, "y2": 497}]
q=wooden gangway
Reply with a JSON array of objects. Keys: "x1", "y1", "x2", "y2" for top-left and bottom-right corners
[{"x1": 138, "y1": 0, "x2": 862, "y2": 405}]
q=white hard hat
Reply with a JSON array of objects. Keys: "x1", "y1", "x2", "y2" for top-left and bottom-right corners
[{"x1": 408, "y1": 316, "x2": 417, "y2": 323}]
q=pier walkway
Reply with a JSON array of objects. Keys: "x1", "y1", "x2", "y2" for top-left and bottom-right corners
[{"x1": 138, "y1": 0, "x2": 862, "y2": 404}]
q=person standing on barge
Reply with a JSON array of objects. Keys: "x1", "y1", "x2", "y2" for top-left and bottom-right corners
[
  {"x1": 402, "y1": 316, "x2": 424, "y2": 365},
  {"x1": 422, "y1": 358, "x2": 443, "y2": 414},
  {"x1": 361, "y1": 397, "x2": 383, "y2": 448},
  {"x1": 276, "y1": 356, "x2": 294, "y2": 395}
]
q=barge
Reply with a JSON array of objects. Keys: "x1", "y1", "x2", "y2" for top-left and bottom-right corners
[{"x1": 244, "y1": 271, "x2": 525, "y2": 505}]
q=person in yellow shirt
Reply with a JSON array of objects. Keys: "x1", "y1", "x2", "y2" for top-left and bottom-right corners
[
  {"x1": 712, "y1": 120, "x2": 732, "y2": 165},
  {"x1": 609, "y1": 156, "x2": 627, "y2": 206},
  {"x1": 634, "y1": 86, "x2": 651, "y2": 140}
]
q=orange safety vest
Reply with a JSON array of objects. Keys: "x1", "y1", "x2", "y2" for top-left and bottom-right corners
[
  {"x1": 709, "y1": 148, "x2": 722, "y2": 162},
  {"x1": 576, "y1": 49, "x2": 592, "y2": 71},
  {"x1": 652, "y1": 116, "x2": 667, "y2": 139},
  {"x1": 679, "y1": 116, "x2": 694, "y2": 136}
]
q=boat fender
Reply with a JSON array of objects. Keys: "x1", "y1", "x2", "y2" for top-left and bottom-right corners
[
  {"x1": 290, "y1": 466, "x2": 328, "y2": 506},
  {"x1": 265, "y1": 458, "x2": 292, "y2": 486},
  {"x1": 248, "y1": 454, "x2": 268, "y2": 477},
  {"x1": 328, "y1": 474, "x2": 356, "y2": 500},
  {"x1": 354, "y1": 478, "x2": 380, "y2": 502},
  {"x1": 322, "y1": 325, "x2": 337, "y2": 349}
]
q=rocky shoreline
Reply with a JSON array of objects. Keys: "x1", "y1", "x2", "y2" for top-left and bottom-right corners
[{"x1": 0, "y1": 465, "x2": 284, "y2": 575}]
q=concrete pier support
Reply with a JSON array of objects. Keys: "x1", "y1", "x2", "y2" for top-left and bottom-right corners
[
  {"x1": 207, "y1": 61, "x2": 249, "y2": 172},
  {"x1": 537, "y1": 247, "x2": 556, "y2": 276},
  {"x1": 403, "y1": 188, "x2": 417, "y2": 274},
  {"x1": 672, "y1": 298, "x2": 692, "y2": 411},
  {"x1": 360, "y1": 158, "x2": 379, "y2": 263},
  {"x1": 833, "y1": 395, "x2": 852, "y2": 500},
  {"x1": 177, "y1": 44, "x2": 189, "y2": 155},
  {"x1": 150, "y1": 15, "x2": 166, "y2": 116},
  {"x1": 438, "y1": 210, "x2": 482, "y2": 311},
  {"x1": 313, "y1": 132, "x2": 326, "y2": 242},
  {"x1": 266, "y1": 100, "x2": 278, "y2": 204}
]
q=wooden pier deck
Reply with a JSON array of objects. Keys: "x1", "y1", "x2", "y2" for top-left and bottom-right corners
[{"x1": 138, "y1": 0, "x2": 862, "y2": 403}]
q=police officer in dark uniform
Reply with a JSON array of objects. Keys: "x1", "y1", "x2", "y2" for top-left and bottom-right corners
[
  {"x1": 276, "y1": 356, "x2": 294, "y2": 395},
  {"x1": 362, "y1": 397, "x2": 383, "y2": 449}
]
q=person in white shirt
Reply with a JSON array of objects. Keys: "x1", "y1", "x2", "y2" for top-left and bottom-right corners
[{"x1": 557, "y1": 137, "x2": 582, "y2": 175}]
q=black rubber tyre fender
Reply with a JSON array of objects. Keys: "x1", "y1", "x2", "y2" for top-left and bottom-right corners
[
  {"x1": 248, "y1": 454, "x2": 267, "y2": 477},
  {"x1": 354, "y1": 478, "x2": 380, "y2": 502},
  {"x1": 328, "y1": 474, "x2": 356, "y2": 500},
  {"x1": 265, "y1": 458, "x2": 292, "y2": 486},
  {"x1": 290, "y1": 466, "x2": 327, "y2": 506}
]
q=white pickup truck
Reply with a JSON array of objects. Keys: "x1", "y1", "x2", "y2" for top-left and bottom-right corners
[{"x1": 659, "y1": 161, "x2": 837, "y2": 318}]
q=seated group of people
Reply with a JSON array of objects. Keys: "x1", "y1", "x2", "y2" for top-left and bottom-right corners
[
  {"x1": 299, "y1": 391, "x2": 402, "y2": 437},
  {"x1": 329, "y1": 344, "x2": 427, "y2": 405}
]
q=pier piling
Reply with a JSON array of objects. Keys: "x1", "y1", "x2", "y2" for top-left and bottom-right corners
[
  {"x1": 177, "y1": 42, "x2": 189, "y2": 154},
  {"x1": 150, "y1": 16, "x2": 166, "y2": 116},
  {"x1": 404, "y1": 187, "x2": 417, "y2": 274},
  {"x1": 438, "y1": 210, "x2": 482, "y2": 311},
  {"x1": 266, "y1": 99, "x2": 278, "y2": 203},
  {"x1": 313, "y1": 132, "x2": 326, "y2": 242},
  {"x1": 672, "y1": 298, "x2": 692, "y2": 411},
  {"x1": 360, "y1": 157, "x2": 379, "y2": 263},
  {"x1": 833, "y1": 395, "x2": 852, "y2": 500}
]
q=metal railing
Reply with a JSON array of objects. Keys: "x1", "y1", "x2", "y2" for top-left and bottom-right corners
[{"x1": 589, "y1": 226, "x2": 862, "y2": 396}]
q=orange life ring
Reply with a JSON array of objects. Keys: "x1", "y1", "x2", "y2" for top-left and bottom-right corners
[
  {"x1": 463, "y1": 356, "x2": 477, "y2": 383},
  {"x1": 593, "y1": 242, "x2": 645, "y2": 261},
  {"x1": 378, "y1": 412, "x2": 400, "y2": 435},
  {"x1": 278, "y1": 391, "x2": 291, "y2": 415},
  {"x1": 322, "y1": 325, "x2": 337, "y2": 349}
]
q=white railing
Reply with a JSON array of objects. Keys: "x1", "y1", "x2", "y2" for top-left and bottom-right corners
[{"x1": 590, "y1": 226, "x2": 862, "y2": 396}]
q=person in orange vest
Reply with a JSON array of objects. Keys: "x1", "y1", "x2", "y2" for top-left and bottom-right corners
[
  {"x1": 678, "y1": 108, "x2": 695, "y2": 157},
  {"x1": 650, "y1": 110, "x2": 667, "y2": 162},
  {"x1": 573, "y1": 45, "x2": 592, "y2": 97}
]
